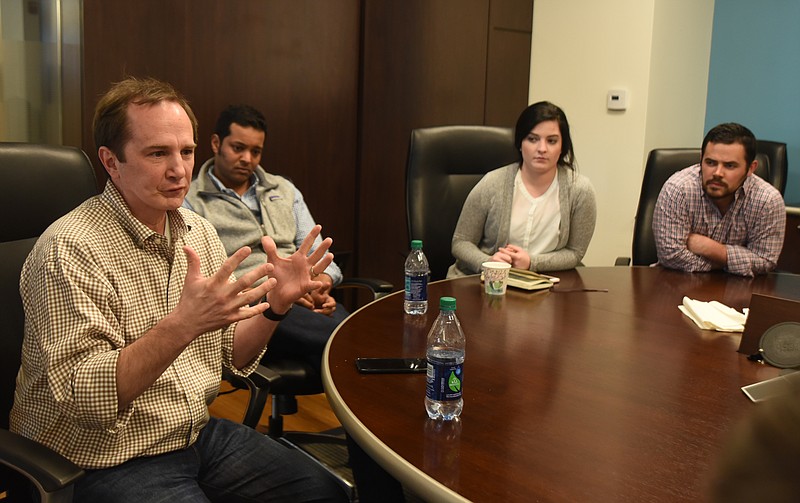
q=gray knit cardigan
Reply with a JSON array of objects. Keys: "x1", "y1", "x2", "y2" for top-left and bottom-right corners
[{"x1": 447, "y1": 163, "x2": 597, "y2": 276}]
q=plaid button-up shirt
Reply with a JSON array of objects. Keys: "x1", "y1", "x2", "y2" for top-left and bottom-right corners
[
  {"x1": 10, "y1": 181, "x2": 264, "y2": 469},
  {"x1": 653, "y1": 165, "x2": 785, "y2": 277}
]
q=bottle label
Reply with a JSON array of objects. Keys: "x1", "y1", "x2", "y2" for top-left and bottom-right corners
[
  {"x1": 405, "y1": 274, "x2": 428, "y2": 302},
  {"x1": 426, "y1": 359, "x2": 463, "y2": 401}
]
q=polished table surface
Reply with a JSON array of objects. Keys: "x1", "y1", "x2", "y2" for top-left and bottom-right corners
[{"x1": 323, "y1": 267, "x2": 800, "y2": 502}]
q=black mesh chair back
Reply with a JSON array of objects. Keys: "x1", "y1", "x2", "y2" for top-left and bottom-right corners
[{"x1": 405, "y1": 126, "x2": 518, "y2": 280}]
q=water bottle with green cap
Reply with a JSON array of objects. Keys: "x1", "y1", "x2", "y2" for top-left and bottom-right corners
[
  {"x1": 404, "y1": 239, "x2": 429, "y2": 315},
  {"x1": 425, "y1": 296, "x2": 465, "y2": 420}
]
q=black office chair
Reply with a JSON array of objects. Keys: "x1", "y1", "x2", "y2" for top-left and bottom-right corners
[
  {"x1": 0, "y1": 143, "x2": 382, "y2": 502},
  {"x1": 192, "y1": 164, "x2": 392, "y2": 436},
  {"x1": 193, "y1": 163, "x2": 393, "y2": 499},
  {"x1": 620, "y1": 140, "x2": 788, "y2": 266},
  {"x1": 0, "y1": 143, "x2": 99, "y2": 502},
  {"x1": 226, "y1": 272, "x2": 392, "y2": 500},
  {"x1": 222, "y1": 292, "x2": 390, "y2": 502},
  {"x1": 756, "y1": 139, "x2": 788, "y2": 195},
  {"x1": 239, "y1": 275, "x2": 392, "y2": 432},
  {"x1": 405, "y1": 125, "x2": 519, "y2": 280}
]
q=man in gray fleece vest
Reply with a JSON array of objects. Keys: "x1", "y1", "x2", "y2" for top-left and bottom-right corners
[{"x1": 184, "y1": 105, "x2": 348, "y2": 375}]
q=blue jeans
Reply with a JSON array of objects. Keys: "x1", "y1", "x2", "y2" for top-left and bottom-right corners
[{"x1": 74, "y1": 417, "x2": 348, "y2": 502}]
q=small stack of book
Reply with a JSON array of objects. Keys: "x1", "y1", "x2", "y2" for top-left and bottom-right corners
[
  {"x1": 506, "y1": 268, "x2": 557, "y2": 291},
  {"x1": 481, "y1": 268, "x2": 558, "y2": 291}
]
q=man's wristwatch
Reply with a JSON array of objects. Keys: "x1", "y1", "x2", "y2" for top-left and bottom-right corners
[{"x1": 262, "y1": 296, "x2": 292, "y2": 321}]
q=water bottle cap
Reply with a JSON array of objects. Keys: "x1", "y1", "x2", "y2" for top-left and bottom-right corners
[
  {"x1": 411, "y1": 239, "x2": 423, "y2": 249},
  {"x1": 440, "y1": 296, "x2": 456, "y2": 310}
]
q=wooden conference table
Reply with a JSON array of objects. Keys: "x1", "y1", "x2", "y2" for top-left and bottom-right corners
[{"x1": 322, "y1": 267, "x2": 800, "y2": 502}]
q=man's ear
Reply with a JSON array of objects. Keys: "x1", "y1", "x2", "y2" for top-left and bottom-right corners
[
  {"x1": 98, "y1": 146, "x2": 120, "y2": 180},
  {"x1": 211, "y1": 134, "x2": 221, "y2": 155},
  {"x1": 747, "y1": 159, "x2": 758, "y2": 176}
]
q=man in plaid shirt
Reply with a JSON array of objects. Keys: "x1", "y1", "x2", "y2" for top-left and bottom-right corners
[
  {"x1": 11, "y1": 77, "x2": 347, "y2": 502},
  {"x1": 652, "y1": 123, "x2": 785, "y2": 277}
]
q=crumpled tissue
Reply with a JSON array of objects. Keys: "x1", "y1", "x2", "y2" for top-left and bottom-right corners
[{"x1": 678, "y1": 296, "x2": 748, "y2": 332}]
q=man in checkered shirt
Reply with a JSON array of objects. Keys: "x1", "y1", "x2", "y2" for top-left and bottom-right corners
[
  {"x1": 652, "y1": 123, "x2": 785, "y2": 277},
  {"x1": 10, "y1": 77, "x2": 347, "y2": 502}
]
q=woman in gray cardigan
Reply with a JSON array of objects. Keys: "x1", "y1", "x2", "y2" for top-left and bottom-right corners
[{"x1": 447, "y1": 102, "x2": 597, "y2": 276}]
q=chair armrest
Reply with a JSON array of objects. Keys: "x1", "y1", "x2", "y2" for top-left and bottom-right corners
[
  {"x1": 248, "y1": 363, "x2": 283, "y2": 390},
  {"x1": 0, "y1": 428, "x2": 84, "y2": 496},
  {"x1": 222, "y1": 365, "x2": 283, "y2": 428},
  {"x1": 614, "y1": 257, "x2": 631, "y2": 266},
  {"x1": 337, "y1": 277, "x2": 394, "y2": 300},
  {"x1": 223, "y1": 364, "x2": 282, "y2": 392}
]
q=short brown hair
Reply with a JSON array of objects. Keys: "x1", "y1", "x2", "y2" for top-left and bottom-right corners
[
  {"x1": 92, "y1": 77, "x2": 198, "y2": 161},
  {"x1": 702, "y1": 122, "x2": 757, "y2": 167}
]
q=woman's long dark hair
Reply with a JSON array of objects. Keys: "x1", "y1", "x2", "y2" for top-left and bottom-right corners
[{"x1": 514, "y1": 101, "x2": 576, "y2": 170}]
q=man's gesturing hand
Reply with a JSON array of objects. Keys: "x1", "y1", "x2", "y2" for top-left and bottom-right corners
[
  {"x1": 173, "y1": 245, "x2": 276, "y2": 338},
  {"x1": 261, "y1": 224, "x2": 334, "y2": 314}
]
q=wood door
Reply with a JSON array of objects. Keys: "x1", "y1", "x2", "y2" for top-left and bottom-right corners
[
  {"x1": 81, "y1": 0, "x2": 361, "y2": 260},
  {"x1": 356, "y1": 0, "x2": 532, "y2": 287}
]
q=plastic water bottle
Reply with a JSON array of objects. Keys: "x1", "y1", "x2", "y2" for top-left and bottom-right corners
[
  {"x1": 404, "y1": 239, "x2": 429, "y2": 315},
  {"x1": 425, "y1": 296, "x2": 465, "y2": 420}
]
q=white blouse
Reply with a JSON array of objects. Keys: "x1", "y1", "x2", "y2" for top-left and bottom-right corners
[{"x1": 508, "y1": 170, "x2": 560, "y2": 256}]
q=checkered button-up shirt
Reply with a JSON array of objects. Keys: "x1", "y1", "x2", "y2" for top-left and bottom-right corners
[
  {"x1": 652, "y1": 165, "x2": 785, "y2": 277},
  {"x1": 10, "y1": 181, "x2": 264, "y2": 469}
]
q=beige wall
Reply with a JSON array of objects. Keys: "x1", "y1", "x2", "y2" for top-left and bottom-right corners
[
  {"x1": 644, "y1": 0, "x2": 715, "y2": 155},
  {"x1": 529, "y1": 0, "x2": 715, "y2": 266}
]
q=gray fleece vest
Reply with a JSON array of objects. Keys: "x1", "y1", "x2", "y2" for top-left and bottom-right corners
[{"x1": 185, "y1": 160, "x2": 298, "y2": 282}]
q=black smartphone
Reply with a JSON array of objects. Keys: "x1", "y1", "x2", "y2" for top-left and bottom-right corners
[{"x1": 355, "y1": 357, "x2": 427, "y2": 374}]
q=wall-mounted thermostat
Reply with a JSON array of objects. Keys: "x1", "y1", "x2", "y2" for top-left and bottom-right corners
[{"x1": 607, "y1": 89, "x2": 628, "y2": 111}]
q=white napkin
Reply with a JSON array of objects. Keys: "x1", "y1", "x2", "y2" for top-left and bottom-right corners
[{"x1": 678, "y1": 296, "x2": 748, "y2": 332}]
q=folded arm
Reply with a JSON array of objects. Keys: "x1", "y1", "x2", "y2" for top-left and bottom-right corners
[
  {"x1": 654, "y1": 181, "x2": 785, "y2": 276},
  {"x1": 723, "y1": 196, "x2": 785, "y2": 276},
  {"x1": 653, "y1": 184, "x2": 716, "y2": 272}
]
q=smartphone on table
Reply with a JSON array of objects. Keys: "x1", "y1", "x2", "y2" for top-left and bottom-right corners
[{"x1": 355, "y1": 357, "x2": 427, "y2": 374}]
